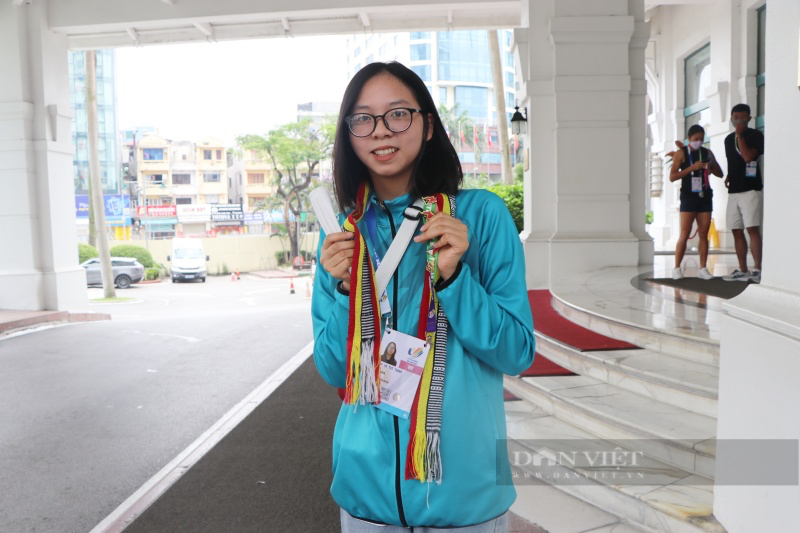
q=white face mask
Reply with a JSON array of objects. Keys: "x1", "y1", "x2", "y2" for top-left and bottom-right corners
[{"x1": 688, "y1": 140, "x2": 702, "y2": 150}]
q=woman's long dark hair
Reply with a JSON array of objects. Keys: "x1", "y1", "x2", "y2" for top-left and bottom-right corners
[{"x1": 332, "y1": 62, "x2": 463, "y2": 211}]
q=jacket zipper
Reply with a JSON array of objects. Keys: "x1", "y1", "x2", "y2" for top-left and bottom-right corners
[{"x1": 377, "y1": 200, "x2": 408, "y2": 528}]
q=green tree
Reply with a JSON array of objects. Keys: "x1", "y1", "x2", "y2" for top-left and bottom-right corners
[
  {"x1": 438, "y1": 103, "x2": 489, "y2": 185},
  {"x1": 488, "y1": 173, "x2": 523, "y2": 233},
  {"x1": 238, "y1": 117, "x2": 335, "y2": 259}
]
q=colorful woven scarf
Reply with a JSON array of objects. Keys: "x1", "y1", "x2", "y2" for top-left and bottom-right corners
[
  {"x1": 342, "y1": 182, "x2": 455, "y2": 484},
  {"x1": 406, "y1": 193, "x2": 454, "y2": 485},
  {"x1": 342, "y1": 183, "x2": 381, "y2": 406}
]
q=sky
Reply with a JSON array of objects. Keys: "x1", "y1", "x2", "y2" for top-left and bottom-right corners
[{"x1": 115, "y1": 35, "x2": 350, "y2": 146}]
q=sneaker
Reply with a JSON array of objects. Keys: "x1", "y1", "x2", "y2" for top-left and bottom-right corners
[
  {"x1": 723, "y1": 269, "x2": 750, "y2": 282},
  {"x1": 749, "y1": 270, "x2": 761, "y2": 284},
  {"x1": 698, "y1": 268, "x2": 713, "y2": 280},
  {"x1": 672, "y1": 267, "x2": 684, "y2": 280}
]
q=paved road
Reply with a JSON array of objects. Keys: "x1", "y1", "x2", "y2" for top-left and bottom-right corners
[{"x1": 0, "y1": 274, "x2": 315, "y2": 533}]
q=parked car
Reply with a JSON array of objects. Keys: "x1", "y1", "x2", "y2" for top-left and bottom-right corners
[{"x1": 81, "y1": 257, "x2": 144, "y2": 288}]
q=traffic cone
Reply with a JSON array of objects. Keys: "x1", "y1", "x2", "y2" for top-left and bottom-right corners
[
  {"x1": 289, "y1": 278, "x2": 295, "y2": 294},
  {"x1": 709, "y1": 218, "x2": 720, "y2": 248},
  {"x1": 305, "y1": 281, "x2": 312, "y2": 300}
]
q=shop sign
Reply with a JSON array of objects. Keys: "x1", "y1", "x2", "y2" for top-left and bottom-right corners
[
  {"x1": 75, "y1": 194, "x2": 131, "y2": 223},
  {"x1": 210, "y1": 204, "x2": 244, "y2": 222},
  {"x1": 137, "y1": 205, "x2": 177, "y2": 217},
  {"x1": 177, "y1": 204, "x2": 211, "y2": 222}
]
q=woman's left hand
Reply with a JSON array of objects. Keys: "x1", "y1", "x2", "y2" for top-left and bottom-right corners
[{"x1": 414, "y1": 213, "x2": 469, "y2": 280}]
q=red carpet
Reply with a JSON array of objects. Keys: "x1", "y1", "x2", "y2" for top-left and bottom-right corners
[
  {"x1": 520, "y1": 353, "x2": 576, "y2": 377},
  {"x1": 521, "y1": 290, "x2": 640, "y2": 377}
]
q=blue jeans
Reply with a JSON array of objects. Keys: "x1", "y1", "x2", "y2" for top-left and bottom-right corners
[{"x1": 340, "y1": 509, "x2": 509, "y2": 533}]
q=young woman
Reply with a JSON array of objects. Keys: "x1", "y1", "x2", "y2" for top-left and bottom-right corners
[
  {"x1": 311, "y1": 62, "x2": 535, "y2": 531},
  {"x1": 669, "y1": 124, "x2": 723, "y2": 280},
  {"x1": 382, "y1": 342, "x2": 398, "y2": 366}
]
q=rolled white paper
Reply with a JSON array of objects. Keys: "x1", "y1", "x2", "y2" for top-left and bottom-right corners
[{"x1": 309, "y1": 186, "x2": 342, "y2": 236}]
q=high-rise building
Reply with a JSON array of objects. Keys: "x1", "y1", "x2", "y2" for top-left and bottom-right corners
[
  {"x1": 346, "y1": 30, "x2": 518, "y2": 180},
  {"x1": 68, "y1": 50, "x2": 120, "y2": 195}
]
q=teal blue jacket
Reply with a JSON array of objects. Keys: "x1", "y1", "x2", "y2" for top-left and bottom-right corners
[{"x1": 312, "y1": 188, "x2": 535, "y2": 527}]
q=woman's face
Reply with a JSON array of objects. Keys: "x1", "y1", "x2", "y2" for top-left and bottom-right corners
[
  {"x1": 387, "y1": 343, "x2": 396, "y2": 356},
  {"x1": 348, "y1": 73, "x2": 431, "y2": 197},
  {"x1": 689, "y1": 132, "x2": 705, "y2": 144}
]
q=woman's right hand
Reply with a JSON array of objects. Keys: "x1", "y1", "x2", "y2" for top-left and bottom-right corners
[
  {"x1": 690, "y1": 161, "x2": 707, "y2": 172},
  {"x1": 320, "y1": 232, "x2": 355, "y2": 287}
]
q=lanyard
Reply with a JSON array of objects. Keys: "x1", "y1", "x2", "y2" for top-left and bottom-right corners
[
  {"x1": 687, "y1": 148, "x2": 709, "y2": 189},
  {"x1": 365, "y1": 203, "x2": 382, "y2": 269}
]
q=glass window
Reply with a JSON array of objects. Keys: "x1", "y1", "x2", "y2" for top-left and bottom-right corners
[
  {"x1": 203, "y1": 149, "x2": 212, "y2": 160},
  {"x1": 411, "y1": 44, "x2": 430, "y2": 61},
  {"x1": 248, "y1": 173, "x2": 265, "y2": 184},
  {"x1": 684, "y1": 44, "x2": 711, "y2": 138},
  {"x1": 685, "y1": 44, "x2": 711, "y2": 109},
  {"x1": 505, "y1": 71, "x2": 514, "y2": 88},
  {"x1": 203, "y1": 172, "x2": 221, "y2": 182},
  {"x1": 439, "y1": 87, "x2": 448, "y2": 105},
  {"x1": 454, "y1": 86, "x2": 488, "y2": 119},
  {"x1": 142, "y1": 148, "x2": 164, "y2": 160},
  {"x1": 411, "y1": 64, "x2": 431, "y2": 82},
  {"x1": 379, "y1": 44, "x2": 387, "y2": 56},
  {"x1": 366, "y1": 54, "x2": 373, "y2": 64},
  {"x1": 410, "y1": 32, "x2": 430, "y2": 40},
  {"x1": 216, "y1": 149, "x2": 222, "y2": 159},
  {"x1": 437, "y1": 31, "x2": 491, "y2": 83},
  {"x1": 175, "y1": 197, "x2": 192, "y2": 205},
  {"x1": 173, "y1": 174, "x2": 191, "y2": 185},
  {"x1": 354, "y1": 46, "x2": 361, "y2": 58}
]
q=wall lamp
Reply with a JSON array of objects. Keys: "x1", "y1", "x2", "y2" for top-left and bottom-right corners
[{"x1": 510, "y1": 105, "x2": 528, "y2": 135}]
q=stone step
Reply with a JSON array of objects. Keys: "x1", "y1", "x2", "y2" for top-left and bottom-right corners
[
  {"x1": 533, "y1": 331, "x2": 719, "y2": 418},
  {"x1": 505, "y1": 400, "x2": 727, "y2": 533},
  {"x1": 504, "y1": 375, "x2": 717, "y2": 479},
  {"x1": 549, "y1": 291, "x2": 720, "y2": 367}
]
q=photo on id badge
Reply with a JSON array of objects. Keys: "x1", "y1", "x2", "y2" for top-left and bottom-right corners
[{"x1": 377, "y1": 328, "x2": 430, "y2": 419}]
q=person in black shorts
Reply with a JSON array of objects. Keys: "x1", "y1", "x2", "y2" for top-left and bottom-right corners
[{"x1": 669, "y1": 124, "x2": 723, "y2": 280}]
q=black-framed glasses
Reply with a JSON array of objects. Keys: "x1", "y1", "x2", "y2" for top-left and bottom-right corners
[{"x1": 345, "y1": 107, "x2": 422, "y2": 137}]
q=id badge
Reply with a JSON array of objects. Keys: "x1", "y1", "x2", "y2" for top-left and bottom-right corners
[
  {"x1": 374, "y1": 328, "x2": 430, "y2": 419},
  {"x1": 691, "y1": 176, "x2": 703, "y2": 192},
  {"x1": 746, "y1": 161, "x2": 758, "y2": 178}
]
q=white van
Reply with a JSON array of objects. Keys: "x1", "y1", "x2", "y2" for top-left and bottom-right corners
[{"x1": 168, "y1": 238, "x2": 208, "y2": 283}]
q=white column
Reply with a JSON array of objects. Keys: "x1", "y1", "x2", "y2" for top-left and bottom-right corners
[
  {"x1": 0, "y1": 2, "x2": 86, "y2": 311},
  {"x1": 516, "y1": 0, "x2": 643, "y2": 286},
  {"x1": 714, "y1": 1, "x2": 800, "y2": 531},
  {"x1": 628, "y1": 0, "x2": 653, "y2": 265},
  {"x1": 515, "y1": 0, "x2": 557, "y2": 289}
]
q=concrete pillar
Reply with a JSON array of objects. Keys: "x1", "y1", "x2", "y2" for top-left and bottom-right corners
[
  {"x1": 0, "y1": 2, "x2": 87, "y2": 311},
  {"x1": 628, "y1": 0, "x2": 653, "y2": 265},
  {"x1": 714, "y1": 1, "x2": 800, "y2": 530},
  {"x1": 515, "y1": 0, "x2": 645, "y2": 287},
  {"x1": 514, "y1": 0, "x2": 557, "y2": 289}
]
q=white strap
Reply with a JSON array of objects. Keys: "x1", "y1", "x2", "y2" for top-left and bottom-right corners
[{"x1": 375, "y1": 199, "x2": 424, "y2": 297}]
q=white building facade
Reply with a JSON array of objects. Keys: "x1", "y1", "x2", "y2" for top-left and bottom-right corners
[{"x1": 1, "y1": 1, "x2": 799, "y2": 531}]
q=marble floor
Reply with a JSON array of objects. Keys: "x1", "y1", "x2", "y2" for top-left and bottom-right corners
[{"x1": 549, "y1": 252, "x2": 752, "y2": 349}]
